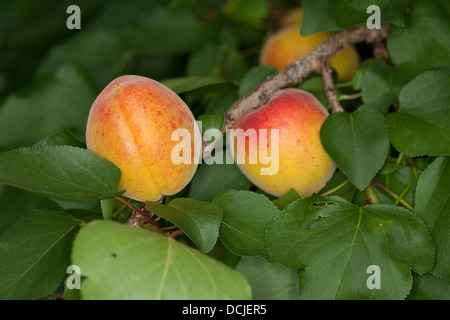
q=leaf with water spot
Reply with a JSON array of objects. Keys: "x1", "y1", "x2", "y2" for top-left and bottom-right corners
[
  {"x1": 71, "y1": 220, "x2": 251, "y2": 299},
  {"x1": 266, "y1": 195, "x2": 434, "y2": 299}
]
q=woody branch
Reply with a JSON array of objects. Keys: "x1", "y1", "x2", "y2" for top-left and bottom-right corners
[{"x1": 202, "y1": 23, "x2": 390, "y2": 158}]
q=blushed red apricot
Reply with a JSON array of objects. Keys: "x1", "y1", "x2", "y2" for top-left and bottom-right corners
[{"x1": 233, "y1": 88, "x2": 336, "y2": 198}]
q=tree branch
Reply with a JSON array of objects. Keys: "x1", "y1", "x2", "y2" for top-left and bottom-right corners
[
  {"x1": 202, "y1": 23, "x2": 390, "y2": 158},
  {"x1": 318, "y1": 61, "x2": 343, "y2": 113}
]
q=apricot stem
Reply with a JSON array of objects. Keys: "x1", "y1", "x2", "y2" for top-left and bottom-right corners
[
  {"x1": 338, "y1": 93, "x2": 361, "y2": 101},
  {"x1": 160, "y1": 225, "x2": 178, "y2": 231},
  {"x1": 371, "y1": 180, "x2": 414, "y2": 211},
  {"x1": 116, "y1": 196, "x2": 144, "y2": 214},
  {"x1": 395, "y1": 153, "x2": 404, "y2": 165},
  {"x1": 393, "y1": 167, "x2": 414, "y2": 207},
  {"x1": 320, "y1": 179, "x2": 349, "y2": 196}
]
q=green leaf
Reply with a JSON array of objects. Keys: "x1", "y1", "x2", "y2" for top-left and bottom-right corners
[
  {"x1": 236, "y1": 256, "x2": 298, "y2": 300},
  {"x1": 188, "y1": 150, "x2": 252, "y2": 203},
  {"x1": 0, "y1": 186, "x2": 57, "y2": 236},
  {"x1": 0, "y1": 65, "x2": 96, "y2": 150},
  {"x1": 266, "y1": 195, "x2": 435, "y2": 299},
  {"x1": 415, "y1": 157, "x2": 450, "y2": 282},
  {"x1": 320, "y1": 105, "x2": 390, "y2": 190},
  {"x1": 71, "y1": 220, "x2": 251, "y2": 299},
  {"x1": 64, "y1": 279, "x2": 82, "y2": 300},
  {"x1": 146, "y1": 198, "x2": 223, "y2": 254},
  {"x1": 387, "y1": 0, "x2": 450, "y2": 72},
  {"x1": 407, "y1": 273, "x2": 450, "y2": 300},
  {"x1": 386, "y1": 71, "x2": 450, "y2": 156},
  {"x1": 0, "y1": 210, "x2": 81, "y2": 300},
  {"x1": 378, "y1": 163, "x2": 403, "y2": 175},
  {"x1": 208, "y1": 240, "x2": 241, "y2": 269},
  {"x1": 330, "y1": 0, "x2": 410, "y2": 28},
  {"x1": 352, "y1": 66, "x2": 366, "y2": 91},
  {"x1": 205, "y1": 87, "x2": 239, "y2": 115},
  {"x1": 161, "y1": 76, "x2": 227, "y2": 95},
  {"x1": 101, "y1": 198, "x2": 116, "y2": 221},
  {"x1": 238, "y1": 66, "x2": 277, "y2": 98},
  {"x1": 33, "y1": 129, "x2": 85, "y2": 148},
  {"x1": 300, "y1": 0, "x2": 341, "y2": 36},
  {"x1": 301, "y1": 0, "x2": 409, "y2": 35},
  {"x1": 33, "y1": 130, "x2": 102, "y2": 212},
  {"x1": 297, "y1": 75, "x2": 329, "y2": 108},
  {"x1": 373, "y1": 165, "x2": 417, "y2": 209},
  {"x1": 198, "y1": 110, "x2": 225, "y2": 135},
  {"x1": 361, "y1": 60, "x2": 416, "y2": 114},
  {"x1": 213, "y1": 190, "x2": 279, "y2": 260},
  {"x1": 52, "y1": 200, "x2": 100, "y2": 212},
  {"x1": 0, "y1": 146, "x2": 122, "y2": 202}
]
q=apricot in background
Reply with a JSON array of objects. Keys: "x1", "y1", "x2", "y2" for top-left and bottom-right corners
[
  {"x1": 232, "y1": 88, "x2": 336, "y2": 198},
  {"x1": 86, "y1": 75, "x2": 201, "y2": 202},
  {"x1": 260, "y1": 7, "x2": 360, "y2": 81}
]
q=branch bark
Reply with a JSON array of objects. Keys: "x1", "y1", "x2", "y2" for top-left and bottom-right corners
[
  {"x1": 319, "y1": 61, "x2": 343, "y2": 113},
  {"x1": 202, "y1": 23, "x2": 390, "y2": 158}
]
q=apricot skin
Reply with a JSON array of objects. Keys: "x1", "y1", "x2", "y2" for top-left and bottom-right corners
[
  {"x1": 233, "y1": 88, "x2": 336, "y2": 198},
  {"x1": 259, "y1": 27, "x2": 360, "y2": 81},
  {"x1": 86, "y1": 75, "x2": 201, "y2": 202}
]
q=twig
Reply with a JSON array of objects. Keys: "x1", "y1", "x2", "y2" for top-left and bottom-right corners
[
  {"x1": 319, "y1": 61, "x2": 344, "y2": 113},
  {"x1": 160, "y1": 225, "x2": 179, "y2": 231},
  {"x1": 202, "y1": 23, "x2": 390, "y2": 157},
  {"x1": 169, "y1": 229, "x2": 184, "y2": 239},
  {"x1": 117, "y1": 196, "x2": 160, "y2": 228},
  {"x1": 372, "y1": 37, "x2": 392, "y2": 66}
]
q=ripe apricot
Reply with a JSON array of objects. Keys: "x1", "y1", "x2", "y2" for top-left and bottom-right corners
[
  {"x1": 232, "y1": 88, "x2": 335, "y2": 198},
  {"x1": 86, "y1": 75, "x2": 201, "y2": 202}
]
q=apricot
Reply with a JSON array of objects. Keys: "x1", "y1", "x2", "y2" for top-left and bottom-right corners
[
  {"x1": 86, "y1": 75, "x2": 201, "y2": 202},
  {"x1": 280, "y1": 6, "x2": 304, "y2": 28},
  {"x1": 259, "y1": 9, "x2": 360, "y2": 81},
  {"x1": 232, "y1": 88, "x2": 336, "y2": 198}
]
